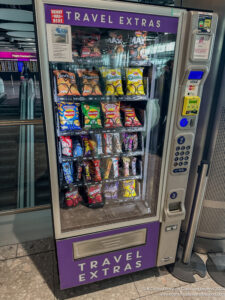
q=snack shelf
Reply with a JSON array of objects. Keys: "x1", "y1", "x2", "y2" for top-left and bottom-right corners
[
  {"x1": 60, "y1": 150, "x2": 144, "y2": 163},
  {"x1": 57, "y1": 126, "x2": 146, "y2": 137},
  {"x1": 63, "y1": 174, "x2": 142, "y2": 189}
]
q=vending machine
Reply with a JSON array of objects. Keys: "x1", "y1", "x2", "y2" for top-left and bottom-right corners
[{"x1": 34, "y1": 0, "x2": 217, "y2": 289}]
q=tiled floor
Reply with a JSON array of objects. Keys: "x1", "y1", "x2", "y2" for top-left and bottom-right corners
[{"x1": 0, "y1": 238, "x2": 225, "y2": 300}]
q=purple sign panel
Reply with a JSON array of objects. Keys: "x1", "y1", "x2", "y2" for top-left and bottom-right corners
[
  {"x1": 0, "y1": 51, "x2": 36, "y2": 61},
  {"x1": 45, "y1": 4, "x2": 178, "y2": 33},
  {"x1": 56, "y1": 222, "x2": 160, "y2": 289}
]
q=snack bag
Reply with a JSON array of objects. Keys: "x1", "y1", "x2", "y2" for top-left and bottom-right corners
[
  {"x1": 129, "y1": 31, "x2": 147, "y2": 61},
  {"x1": 92, "y1": 160, "x2": 102, "y2": 182},
  {"x1": 75, "y1": 164, "x2": 82, "y2": 181},
  {"x1": 82, "y1": 135, "x2": 97, "y2": 156},
  {"x1": 65, "y1": 187, "x2": 82, "y2": 207},
  {"x1": 73, "y1": 140, "x2": 83, "y2": 157},
  {"x1": 123, "y1": 180, "x2": 136, "y2": 198},
  {"x1": 87, "y1": 184, "x2": 103, "y2": 207},
  {"x1": 112, "y1": 157, "x2": 119, "y2": 178},
  {"x1": 62, "y1": 162, "x2": 74, "y2": 184},
  {"x1": 77, "y1": 69, "x2": 102, "y2": 96},
  {"x1": 53, "y1": 70, "x2": 80, "y2": 96},
  {"x1": 107, "y1": 31, "x2": 124, "y2": 55},
  {"x1": 126, "y1": 68, "x2": 145, "y2": 95},
  {"x1": 81, "y1": 103, "x2": 102, "y2": 129},
  {"x1": 58, "y1": 102, "x2": 81, "y2": 131},
  {"x1": 113, "y1": 133, "x2": 122, "y2": 153},
  {"x1": 103, "y1": 133, "x2": 113, "y2": 154},
  {"x1": 104, "y1": 159, "x2": 112, "y2": 179},
  {"x1": 60, "y1": 136, "x2": 72, "y2": 157},
  {"x1": 101, "y1": 69, "x2": 124, "y2": 96},
  {"x1": 96, "y1": 134, "x2": 103, "y2": 155},
  {"x1": 123, "y1": 157, "x2": 130, "y2": 177},
  {"x1": 122, "y1": 107, "x2": 142, "y2": 127},
  {"x1": 132, "y1": 133, "x2": 138, "y2": 151},
  {"x1": 83, "y1": 161, "x2": 92, "y2": 181},
  {"x1": 101, "y1": 102, "x2": 122, "y2": 128},
  {"x1": 131, "y1": 157, "x2": 137, "y2": 176},
  {"x1": 104, "y1": 182, "x2": 119, "y2": 200},
  {"x1": 80, "y1": 33, "x2": 101, "y2": 58}
]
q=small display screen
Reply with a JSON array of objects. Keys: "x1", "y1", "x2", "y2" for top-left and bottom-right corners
[
  {"x1": 189, "y1": 100, "x2": 197, "y2": 104},
  {"x1": 188, "y1": 70, "x2": 204, "y2": 80}
]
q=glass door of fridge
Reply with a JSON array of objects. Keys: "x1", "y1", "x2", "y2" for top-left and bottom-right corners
[{"x1": 50, "y1": 28, "x2": 177, "y2": 234}]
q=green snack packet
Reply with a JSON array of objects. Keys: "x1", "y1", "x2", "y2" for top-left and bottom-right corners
[{"x1": 81, "y1": 103, "x2": 102, "y2": 129}]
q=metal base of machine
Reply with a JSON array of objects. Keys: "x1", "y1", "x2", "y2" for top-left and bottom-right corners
[
  {"x1": 206, "y1": 253, "x2": 225, "y2": 287},
  {"x1": 167, "y1": 245, "x2": 206, "y2": 283}
]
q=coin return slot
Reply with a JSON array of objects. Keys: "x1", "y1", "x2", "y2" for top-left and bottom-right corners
[{"x1": 169, "y1": 202, "x2": 182, "y2": 213}]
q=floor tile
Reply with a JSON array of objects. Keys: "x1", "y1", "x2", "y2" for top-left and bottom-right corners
[
  {"x1": 0, "y1": 244, "x2": 17, "y2": 260},
  {"x1": 135, "y1": 290, "x2": 183, "y2": 299},
  {"x1": 17, "y1": 237, "x2": 55, "y2": 257},
  {"x1": 132, "y1": 266, "x2": 187, "y2": 297},
  {"x1": 178, "y1": 278, "x2": 225, "y2": 299},
  {"x1": 0, "y1": 252, "x2": 55, "y2": 300}
]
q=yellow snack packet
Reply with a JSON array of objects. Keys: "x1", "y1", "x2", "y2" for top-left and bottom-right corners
[
  {"x1": 123, "y1": 180, "x2": 136, "y2": 198},
  {"x1": 126, "y1": 68, "x2": 145, "y2": 96},
  {"x1": 103, "y1": 69, "x2": 124, "y2": 96}
]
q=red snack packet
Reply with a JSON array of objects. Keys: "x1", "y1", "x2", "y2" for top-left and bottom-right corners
[
  {"x1": 122, "y1": 107, "x2": 141, "y2": 127},
  {"x1": 65, "y1": 188, "x2": 82, "y2": 208},
  {"x1": 101, "y1": 102, "x2": 122, "y2": 128},
  {"x1": 92, "y1": 160, "x2": 102, "y2": 182},
  {"x1": 60, "y1": 136, "x2": 72, "y2": 157},
  {"x1": 87, "y1": 184, "x2": 103, "y2": 205}
]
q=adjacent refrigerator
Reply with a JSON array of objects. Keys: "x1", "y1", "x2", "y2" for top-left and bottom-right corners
[{"x1": 35, "y1": 0, "x2": 217, "y2": 289}]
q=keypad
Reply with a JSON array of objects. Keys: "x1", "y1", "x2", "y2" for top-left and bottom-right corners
[{"x1": 171, "y1": 137, "x2": 192, "y2": 174}]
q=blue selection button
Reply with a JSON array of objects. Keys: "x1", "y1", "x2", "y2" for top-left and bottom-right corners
[
  {"x1": 177, "y1": 136, "x2": 185, "y2": 144},
  {"x1": 173, "y1": 168, "x2": 187, "y2": 173},
  {"x1": 170, "y1": 192, "x2": 177, "y2": 199},
  {"x1": 180, "y1": 118, "x2": 188, "y2": 127}
]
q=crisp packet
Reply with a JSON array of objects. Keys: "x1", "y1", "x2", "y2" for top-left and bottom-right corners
[
  {"x1": 123, "y1": 180, "x2": 136, "y2": 198},
  {"x1": 87, "y1": 184, "x2": 103, "y2": 207},
  {"x1": 58, "y1": 102, "x2": 81, "y2": 131},
  {"x1": 62, "y1": 162, "x2": 73, "y2": 184},
  {"x1": 112, "y1": 157, "x2": 119, "y2": 178},
  {"x1": 83, "y1": 161, "x2": 91, "y2": 181},
  {"x1": 81, "y1": 33, "x2": 101, "y2": 57},
  {"x1": 129, "y1": 31, "x2": 147, "y2": 61},
  {"x1": 60, "y1": 136, "x2": 72, "y2": 157},
  {"x1": 104, "y1": 182, "x2": 119, "y2": 200},
  {"x1": 65, "y1": 187, "x2": 82, "y2": 208},
  {"x1": 82, "y1": 136, "x2": 91, "y2": 156},
  {"x1": 73, "y1": 140, "x2": 83, "y2": 157},
  {"x1": 92, "y1": 160, "x2": 102, "y2": 182},
  {"x1": 122, "y1": 107, "x2": 142, "y2": 127},
  {"x1": 75, "y1": 164, "x2": 82, "y2": 181},
  {"x1": 77, "y1": 69, "x2": 102, "y2": 96},
  {"x1": 107, "y1": 31, "x2": 124, "y2": 55},
  {"x1": 123, "y1": 157, "x2": 130, "y2": 177},
  {"x1": 104, "y1": 159, "x2": 112, "y2": 179},
  {"x1": 132, "y1": 133, "x2": 138, "y2": 151},
  {"x1": 126, "y1": 68, "x2": 145, "y2": 95},
  {"x1": 81, "y1": 103, "x2": 102, "y2": 129},
  {"x1": 101, "y1": 69, "x2": 124, "y2": 96},
  {"x1": 103, "y1": 133, "x2": 113, "y2": 154},
  {"x1": 113, "y1": 133, "x2": 122, "y2": 153},
  {"x1": 101, "y1": 102, "x2": 122, "y2": 128},
  {"x1": 96, "y1": 134, "x2": 103, "y2": 155},
  {"x1": 131, "y1": 157, "x2": 137, "y2": 176},
  {"x1": 53, "y1": 70, "x2": 80, "y2": 96}
]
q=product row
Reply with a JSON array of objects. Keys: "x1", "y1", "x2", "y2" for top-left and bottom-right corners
[
  {"x1": 71, "y1": 30, "x2": 151, "y2": 62},
  {"x1": 54, "y1": 68, "x2": 146, "y2": 97},
  {"x1": 62, "y1": 156, "x2": 141, "y2": 185},
  {"x1": 58, "y1": 101, "x2": 143, "y2": 131},
  {"x1": 60, "y1": 132, "x2": 141, "y2": 158},
  {"x1": 64, "y1": 179, "x2": 138, "y2": 209}
]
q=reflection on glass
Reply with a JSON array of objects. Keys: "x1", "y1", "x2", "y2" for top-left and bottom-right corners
[
  {"x1": 0, "y1": 125, "x2": 50, "y2": 211},
  {"x1": 0, "y1": 60, "x2": 43, "y2": 120}
]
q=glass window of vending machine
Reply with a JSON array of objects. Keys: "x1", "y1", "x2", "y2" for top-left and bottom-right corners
[{"x1": 35, "y1": 0, "x2": 217, "y2": 290}]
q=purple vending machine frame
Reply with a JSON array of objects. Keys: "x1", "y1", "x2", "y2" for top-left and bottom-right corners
[{"x1": 35, "y1": 0, "x2": 185, "y2": 290}]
